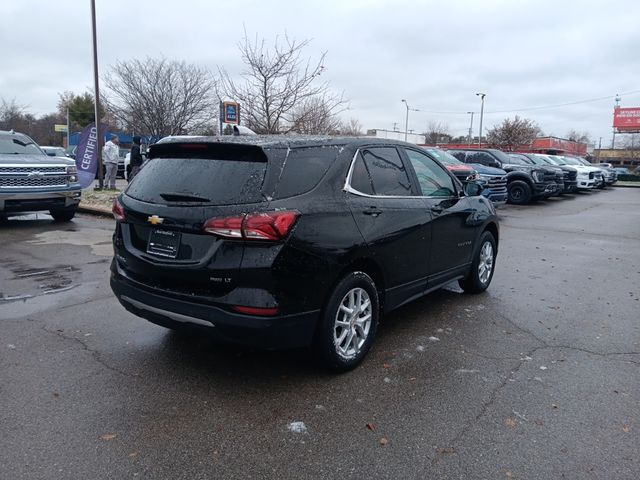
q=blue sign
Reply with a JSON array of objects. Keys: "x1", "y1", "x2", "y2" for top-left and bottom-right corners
[{"x1": 223, "y1": 102, "x2": 240, "y2": 124}]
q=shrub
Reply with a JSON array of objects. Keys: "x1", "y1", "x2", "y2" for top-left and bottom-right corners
[{"x1": 617, "y1": 174, "x2": 640, "y2": 182}]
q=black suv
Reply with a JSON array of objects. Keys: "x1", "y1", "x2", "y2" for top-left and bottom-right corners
[
  {"x1": 448, "y1": 148, "x2": 560, "y2": 204},
  {"x1": 110, "y1": 136, "x2": 499, "y2": 370},
  {"x1": 509, "y1": 152, "x2": 578, "y2": 194}
]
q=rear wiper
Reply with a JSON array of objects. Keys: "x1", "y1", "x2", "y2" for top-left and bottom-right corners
[{"x1": 159, "y1": 192, "x2": 211, "y2": 203}]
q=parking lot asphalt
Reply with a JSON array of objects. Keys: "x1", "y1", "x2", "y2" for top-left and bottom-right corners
[{"x1": 1, "y1": 188, "x2": 638, "y2": 480}]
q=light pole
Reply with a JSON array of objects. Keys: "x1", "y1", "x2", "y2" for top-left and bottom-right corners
[
  {"x1": 612, "y1": 93, "x2": 621, "y2": 149},
  {"x1": 91, "y1": 0, "x2": 103, "y2": 189},
  {"x1": 467, "y1": 111, "x2": 474, "y2": 146},
  {"x1": 476, "y1": 93, "x2": 486, "y2": 147},
  {"x1": 401, "y1": 99, "x2": 419, "y2": 142}
]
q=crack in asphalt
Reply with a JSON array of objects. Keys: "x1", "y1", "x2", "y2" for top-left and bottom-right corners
[
  {"x1": 38, "y1": 323, "x2": 138, "y2": 379},
  {"x1": 432, "y1": 318, "x2": 638, "y2": 464}
]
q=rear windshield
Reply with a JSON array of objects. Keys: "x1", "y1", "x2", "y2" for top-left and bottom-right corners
[{"x1": 126, "y1": 157, "x2": 267, "y2": 205}]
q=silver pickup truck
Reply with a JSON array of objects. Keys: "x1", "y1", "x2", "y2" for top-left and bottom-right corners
[{"x1": 0, "y1": 130, "x2": 81, "y2": 221}]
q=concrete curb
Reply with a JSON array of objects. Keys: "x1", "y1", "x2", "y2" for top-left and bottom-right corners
[
  {"x1": 78, "y1": 204, "x2": 114, "y2": 218},
  {"x1": 613, "y1": 183, "x2": 640, "y2": 188}
]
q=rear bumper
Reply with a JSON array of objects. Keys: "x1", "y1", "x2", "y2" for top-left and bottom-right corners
[
  {"x1": 110, "y1": 260, "x2": 319, "y2": 350},
  {"x1": 0, "y1": 188, "x2": 81, "y2": 213}
]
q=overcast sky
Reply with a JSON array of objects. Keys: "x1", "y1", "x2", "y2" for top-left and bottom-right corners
[{"x1": 2, "y1": 0, "x2": 639, "y2": 144}]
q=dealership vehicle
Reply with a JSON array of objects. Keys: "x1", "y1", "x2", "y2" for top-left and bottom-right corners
[
  {"x1": 575, "y1": 158, "x2": 617, "y2": 186},
  {"x1": 509, "y1": 152, "x2": 576, "y2": 194},
  {"x1": 448, "y1": 148, "x2": 559, "y2": 204},
  {"x1": 110, "y1": 136, "x2": 499, "y2": 370},
  {"x1": 546, "y1": 155, "x2": 603, "y2": 190},
  {"x1": 613, "y1": 167, "x2": 629, "y2": 175},
  {"x1": 423, "y1": 147, "x2": 508, "y2": 204},
  {"x1": 0, "y1": 130, "x2": 81, "y2": 221}
]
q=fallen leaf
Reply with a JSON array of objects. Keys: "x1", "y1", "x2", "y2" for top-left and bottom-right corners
[
  {"x1": 504, "y1": 417, "x2": 518, "y2": 428},
  {"x1": 99, "y1": 433, "x2": 117, "y2": 441},
  {"x1": 383, "y1": 363, "x2": 391, "y2": 369},
  {"x1": 505, "y1": 471, "x2": 514, "y2": 479},
  {"x1": 366, "y1": 423, "x2": 376, "y2": 431},
  {"x1": 622, "y1": 426, "x2": 630, "y2": 433},
  {"x1": 409, "y1": 377, "x2": 417, "y2": 382},
  {"x1": 128, "y1": 452, "x2": 138, "y2": 458},
  {"x1": 551, "y1": 404, "x2": 559, "y2": 409},
  {"x1": 436, "y1": 447, "x2": 456, "y2": 455},
  {"x1": 379, "y1": 437, "x2": 389, "y2": 446}
]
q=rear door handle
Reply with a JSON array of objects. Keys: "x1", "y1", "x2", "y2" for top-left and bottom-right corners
[{"x1": 363, "y1": 207, "x2": 383, "y2": 217}]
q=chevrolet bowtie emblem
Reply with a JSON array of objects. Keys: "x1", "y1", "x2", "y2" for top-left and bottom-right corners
[{"x1": 147, "y1": 215, "x2": 164, "y2": 225}]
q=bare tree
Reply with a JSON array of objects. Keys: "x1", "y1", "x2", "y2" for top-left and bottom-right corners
[
  {"x1": 289, "y1": 94, "x2": 345, "y2": 134},
  {"x1": 566, "y1": 129, "x2": 591, "y2": 144},
  {"x1": 340, "y1": 118, "x2": 363, "y2": 136},
  {"x1": 217, "y1": 33, "x2": 346, "y2": 134},
  {"x1": 0, "y1": 98, "x2": 29, "y2": 130},
  {"x1": 103, "y1": 57, "x2": 217, "y2": 137},
  {"x1": 423, "y1": 121, "x2": 451, "y2": 144},
  {"x1": 486, "y1": 116, "x2": 541, "y2": 151}
]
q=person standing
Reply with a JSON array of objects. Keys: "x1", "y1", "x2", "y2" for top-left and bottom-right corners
[
  {"x1": 102, "y1": 134, "x2": 120, "y2": 190},
  {"x1": 129, "y1": 135, "x2": 143, "y2": 181}
]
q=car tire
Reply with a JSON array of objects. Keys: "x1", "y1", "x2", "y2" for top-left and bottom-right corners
[
  {"x1": 459, "y1": 231, "x2": 496, "y2": 294},
  {"x1": 49, "y1": 207, "x2": 77, "y2": 222},
  {"x1": 313, "y1": 271, "x2": 379, "y2": 372},
  {"x1": 507, "y1": 180, "x2": 532, "y2": 205}
]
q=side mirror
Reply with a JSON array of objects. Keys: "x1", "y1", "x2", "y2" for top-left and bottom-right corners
[{"x1": 464, "y1": 181, "x2": 483, "y2": 197}]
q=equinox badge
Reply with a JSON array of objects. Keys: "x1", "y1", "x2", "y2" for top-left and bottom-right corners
[{"x1": 147, "y1": 215, "x2": 164, "y2": 225}]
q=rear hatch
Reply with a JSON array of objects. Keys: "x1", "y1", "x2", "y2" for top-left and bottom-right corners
[{"x1": 116, "y1": 142, "x2": 270, "y2": 298}]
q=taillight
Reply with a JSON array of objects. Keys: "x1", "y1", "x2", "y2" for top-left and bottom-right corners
[
  {"x1": 112, "y1": 198, "x2": 125, "y2": 221},
  {"x1": 203, "y1": 215, "x2": 244, "y2": 238},
  {"x1": 203, "y1": 211, "x2": 299, "y2": 241}
]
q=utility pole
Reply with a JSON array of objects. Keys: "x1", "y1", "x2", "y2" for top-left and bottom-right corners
[
  {"x1": 66, "y1": 107, "x2": 70, "y2": 151},
  {"x1": 467, "y1": 111, "x2": 474, "y2": 146},
  {"x1": 91, "y1": 0, "x2": 103, "y2": 189},
  {"x1": 612, "y1": 94, "x2": 621, "y2": 149},
  {"x1": 401, "y1": 99, "x2": 409, "y2": 142},
  {"x1": 476, "y1": 93, "x2": 486, "y2": 147}
]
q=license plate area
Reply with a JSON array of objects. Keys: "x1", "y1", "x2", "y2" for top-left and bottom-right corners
[{"x1": 147, "y1": 229, "x2": 181, "y2": 258}]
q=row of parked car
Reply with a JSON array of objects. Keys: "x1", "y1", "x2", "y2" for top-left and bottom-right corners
[{"x1": 425, "y1": 147, "x2": 617, "y2": 205}]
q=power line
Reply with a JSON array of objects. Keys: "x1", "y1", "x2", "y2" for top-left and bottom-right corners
[{"x1": 412, "y1": 89, "x2": 640, "y2": 115}]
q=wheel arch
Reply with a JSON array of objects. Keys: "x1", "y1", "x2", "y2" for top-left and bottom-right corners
[{"x1": 334, "y1": 257, "x2": 386, "y2": 313}]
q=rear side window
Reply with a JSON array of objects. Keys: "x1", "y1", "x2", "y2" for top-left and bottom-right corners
[
  {"x1": 449, "y1": 151, "x2": 466, "y2": 162},
  {"x1": 351, "y1": 147, "x2": 412, "y2": 196},
  {"x1": 273, "y1": 146, "x2": 340, "y2": 199},
  {"x1": 467, "y1": 152, "x2": 496, "y2": 166},
  {"x1": 126, "y1": 157, "x2": 266, "y2": 206}
]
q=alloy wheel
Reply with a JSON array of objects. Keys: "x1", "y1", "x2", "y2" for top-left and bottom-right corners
[
  {"x1": 478, "y1": 241, "x2": 494, "y2": 285},
  {"x1": 333, "y1": 287, "x2": 372, "y2": 360}
]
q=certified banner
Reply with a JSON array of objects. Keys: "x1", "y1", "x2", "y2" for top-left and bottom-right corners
[{"x1": 75, "y1": 122, "x2": 107, "y2": 189}]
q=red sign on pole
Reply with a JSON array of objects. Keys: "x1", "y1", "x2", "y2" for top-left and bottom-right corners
[{"x1": 613, "y1": 107, "x2": 640, "y2": 132}]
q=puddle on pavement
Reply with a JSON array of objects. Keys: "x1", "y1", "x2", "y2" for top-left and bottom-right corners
[
  {"x1": 26, "y1": 228, "x2": 113, "y2": 257},
  {"x1": 0, "y1": 261, "x2": 81, "y2": 303}
]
